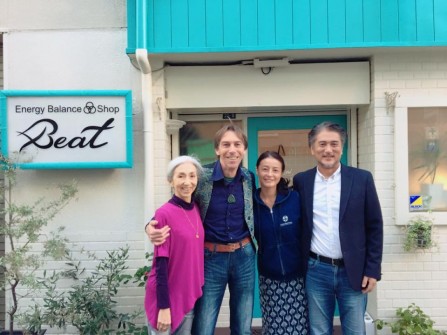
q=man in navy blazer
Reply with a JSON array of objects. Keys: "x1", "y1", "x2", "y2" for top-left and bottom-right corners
[{"x1": 293, "y1": 122, "x2": 383, "y2": 335}]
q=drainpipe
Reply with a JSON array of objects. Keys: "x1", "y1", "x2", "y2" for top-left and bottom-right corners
[
  {"x1": 136, "y1": 49, "x2": 153, "y2": 228},
  {"x1": 135, "y1": 0, "x2": 154, "y2": 236}
]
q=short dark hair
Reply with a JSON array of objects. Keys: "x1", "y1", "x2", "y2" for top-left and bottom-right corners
[
  {"x1": 214, "y1": 124, "x2": 248, "y2": 150},
  {"x1": 308, "y1": 121, "x2": 347, "y2": 147}
]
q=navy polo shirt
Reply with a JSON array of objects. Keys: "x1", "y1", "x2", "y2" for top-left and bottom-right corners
[{"x1": 204, "y1": 163, "x2": 250, "y2": 244}]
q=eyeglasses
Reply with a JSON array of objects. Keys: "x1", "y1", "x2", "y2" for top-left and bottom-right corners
[{"x1": 227, "y1": 194, "x2": 236, "y2": 204}]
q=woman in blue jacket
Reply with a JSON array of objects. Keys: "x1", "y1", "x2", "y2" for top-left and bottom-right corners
[{"x1": 254, "y1": 151, "x2": 309, "y2": 335}]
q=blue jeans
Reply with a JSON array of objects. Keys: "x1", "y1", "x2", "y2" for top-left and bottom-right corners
[
  {"x1": 306, "y1": 258, "x2": 367, "y2": 335},
  {"x1": 192, "y1": 242, "x2": 255, "y2": 335}
]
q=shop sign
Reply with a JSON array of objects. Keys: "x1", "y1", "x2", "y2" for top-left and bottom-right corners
[{"x1": 0, "y1": 90, "x2": 133, "y2": 169}]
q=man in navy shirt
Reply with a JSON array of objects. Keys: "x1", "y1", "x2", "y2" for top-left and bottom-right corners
[{"x1": 147, "y1": 124, "x2": 257, "y2": 335}]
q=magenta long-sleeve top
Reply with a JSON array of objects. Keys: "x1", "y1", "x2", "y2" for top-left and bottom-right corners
[{"x1": 145, "y1": 201, "x2": 204, "y2": 333}]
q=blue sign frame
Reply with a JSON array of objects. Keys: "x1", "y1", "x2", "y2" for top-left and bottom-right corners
[{"x1": 0, "y1": 90, "x2": 133, "y2": 169}]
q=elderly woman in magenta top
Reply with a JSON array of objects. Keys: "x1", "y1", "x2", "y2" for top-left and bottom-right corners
[
  {"x1": 145, "y1": 156, "x2": 204, "y2": 335},
  {"x1": 254, "y1": 151, "x2": 309, "y2": 335}
]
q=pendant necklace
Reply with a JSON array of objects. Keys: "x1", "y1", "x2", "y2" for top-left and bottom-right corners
[{"x1": 179, "y1": 206, "x2": 199, "y2": 238}]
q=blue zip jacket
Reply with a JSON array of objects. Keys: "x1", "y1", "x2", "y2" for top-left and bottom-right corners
[{"x1": 254, "y1": 189, "x2": 304, "y2": 280}]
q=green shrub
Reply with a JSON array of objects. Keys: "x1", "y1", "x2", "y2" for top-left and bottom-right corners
[
  {"x1": 376, "y1": 303, "x2": 447, "y2": 335},
  {"x1": 0, "y1": 154, "x2": 77, "y2": 334},
  {"x1": 39, "y1": 247, "x2": 148, "y2": 335}
]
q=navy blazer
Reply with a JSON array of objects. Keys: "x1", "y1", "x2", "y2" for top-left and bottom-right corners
[{"x1": 293, "y1": 164, "x2": 383, "y2": 291}]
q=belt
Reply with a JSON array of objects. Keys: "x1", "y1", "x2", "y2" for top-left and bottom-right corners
[
  {"x1": 310, "y1": 251, "x2": 344, "y2": 267},
  {"x1": 204, "y1": 237, "x2": 251, "y2": 253}
]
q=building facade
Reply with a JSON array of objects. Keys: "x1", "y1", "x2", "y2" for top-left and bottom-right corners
[{"x1": 1, "y1": 0, "x2": 447, "y2": 333}]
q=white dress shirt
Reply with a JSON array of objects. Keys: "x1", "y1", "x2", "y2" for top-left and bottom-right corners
[{"x1": 311, "y1": 165, "x2": 343, "y2": 259}]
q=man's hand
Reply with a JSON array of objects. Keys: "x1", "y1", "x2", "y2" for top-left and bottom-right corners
[
  {"x1": 145, "y1": 220, "x2": 170, "y2": 246},
  {"x1": 361, "y1": 276, "x2": 377, "y2": 294},
  {"x1": 157, "y1": 308, "x2": 171, "y2": 332}
]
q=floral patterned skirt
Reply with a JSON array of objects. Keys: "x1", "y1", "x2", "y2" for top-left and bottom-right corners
[{"x1": 259, "y1": 275, "x2": 309, "y2": 335}]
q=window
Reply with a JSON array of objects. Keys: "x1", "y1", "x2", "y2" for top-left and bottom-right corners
[
  {"x1": 395, "y1": 98, "x2": 447, "y2": 225},
  {"x1": 408, "y1": 108, "x2": 447, "y2": 212}
]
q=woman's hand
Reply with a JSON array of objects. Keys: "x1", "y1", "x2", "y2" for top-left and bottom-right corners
[
  {"x1": 145, "y1": 220, "x2": 170, "y2": 246},
  {"x1": 157, "y1": 308, "x2": 171, "y2": 332}
]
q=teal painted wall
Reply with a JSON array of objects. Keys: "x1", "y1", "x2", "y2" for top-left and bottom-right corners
[{"x1": 127, "y1": 0, "x2": 447, "y2": 54}]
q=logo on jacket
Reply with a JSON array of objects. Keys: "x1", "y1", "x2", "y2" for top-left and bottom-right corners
[{"x1": 280, "y1": 215, "x2": 293, "y2": 227}]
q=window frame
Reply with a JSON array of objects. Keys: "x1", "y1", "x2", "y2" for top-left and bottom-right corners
[{"x1": 395, "y1": 96, "x2": 447, "y2": 225}]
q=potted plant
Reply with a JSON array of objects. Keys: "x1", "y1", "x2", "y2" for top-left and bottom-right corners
[
  {"x1": 376, "y1": 303, "x2": 447, "y2": 335},
  {"x1": 403, "y1": 215, "x2": 436, "y2": 252},
  {"x1": 0, "y1": 154, "x2": 78, "y2": 335}
]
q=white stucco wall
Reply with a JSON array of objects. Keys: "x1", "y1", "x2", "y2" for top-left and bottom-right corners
[{"x1": 0, "y1": 0, "x2": 126, "y2": 31}]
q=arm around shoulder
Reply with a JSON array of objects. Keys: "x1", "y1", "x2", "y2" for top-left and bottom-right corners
[{"x1": 145, "y1": 216, "x2": 171, "y2": 246}]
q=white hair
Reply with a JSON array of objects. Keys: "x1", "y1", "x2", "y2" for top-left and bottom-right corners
[{"x1": 166, "y1": 155, "x2": 203, "y2": 182}]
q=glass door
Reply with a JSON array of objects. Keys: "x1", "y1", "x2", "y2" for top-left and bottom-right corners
[
  {"x1": 248, "y1": 114, "x2": 348, "y2": 319},
  {"x1": 248, "y1": 115, "x2": 348, "y2": 182}
]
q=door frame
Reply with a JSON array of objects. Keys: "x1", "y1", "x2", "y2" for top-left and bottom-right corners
[{"x1": 247, "y1": 113, "x2": 349, "y2": 319}]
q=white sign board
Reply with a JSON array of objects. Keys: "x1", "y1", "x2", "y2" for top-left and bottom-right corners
[{"x1": 0, "y1": 90, "x2": 133, "y2": 169}]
